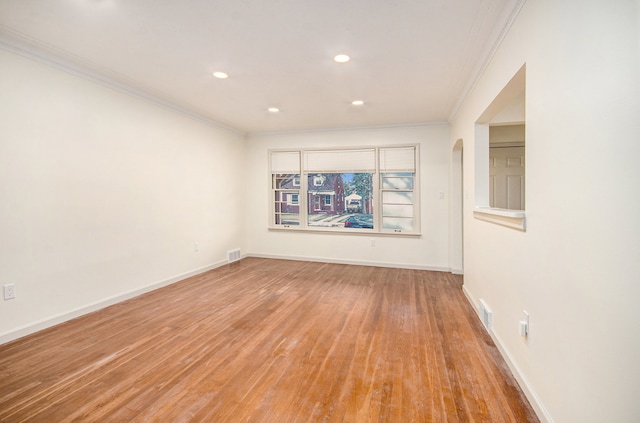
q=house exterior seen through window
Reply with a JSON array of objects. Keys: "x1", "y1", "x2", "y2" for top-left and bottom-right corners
[{"x1": 270, "y1": 146, "x2": 419, "y2": 234}]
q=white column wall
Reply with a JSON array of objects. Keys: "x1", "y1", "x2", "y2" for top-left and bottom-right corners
[
  {"x1": 452, "y1": 1, "x2": 640, "y2": 421},
  {"x1": 0, "y1": 49, "x2": 247, "y2": 342}
]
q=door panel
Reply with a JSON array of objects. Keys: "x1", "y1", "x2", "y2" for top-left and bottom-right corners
[{"x1": 489, "y1": 146, "x2": 525, "y2": 210}]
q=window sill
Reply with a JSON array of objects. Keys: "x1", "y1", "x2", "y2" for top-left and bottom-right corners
[
  {"x1": 473, "y1": 207, "x2": 526, "y2": 231},
  {"x1": 268, "y1": 226, "x2": 422, "y2": 237}
]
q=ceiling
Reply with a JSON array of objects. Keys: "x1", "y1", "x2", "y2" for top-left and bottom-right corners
[{"x1": 0, "y1": 0, "x2": 521, "y2": 134}]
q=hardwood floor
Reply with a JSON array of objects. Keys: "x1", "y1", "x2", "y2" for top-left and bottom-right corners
[{"x1": 0, "y1": 258, "x2": 538, "y2": 422}]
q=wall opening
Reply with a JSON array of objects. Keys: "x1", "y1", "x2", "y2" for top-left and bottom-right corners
[
  {"x1": 473, "y1": 64, "x2": 527, "y2": 230},
  {"x1": 489, "y1": 124, "x2": 525, "y2": 210}
]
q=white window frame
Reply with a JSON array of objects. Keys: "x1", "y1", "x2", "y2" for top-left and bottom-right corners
[
  {"x1": 380, "y1": 172, "x2": 415, "y2": 233},
  {"x1": 269, "y1": 145, "x2": 420, "y2": 235}
]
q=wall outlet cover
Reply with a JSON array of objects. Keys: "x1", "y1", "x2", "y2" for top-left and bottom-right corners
[{"x1": 4, "y1": 284, "x2": 16, "y2": 300}]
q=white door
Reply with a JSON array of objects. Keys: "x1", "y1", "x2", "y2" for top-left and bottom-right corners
[{"x1": 489, "y1": 146, "x2": 525, "y2": 210}]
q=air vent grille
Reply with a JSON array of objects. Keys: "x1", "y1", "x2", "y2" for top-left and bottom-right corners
[
  {"x1": 479, "y1": 299, "x2": 493, "y2": 331},
  {"x1": 227, "y1": 249, "x2": 241, "y2": 263}
]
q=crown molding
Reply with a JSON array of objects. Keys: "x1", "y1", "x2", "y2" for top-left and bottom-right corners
[
  {"x1": 448, "y1": 0, "x2": 528, "y2": 123},
  {"x1": 0, "y1": 26, "x2": 245, "y2": 136},
  {"x1": 248, "y1": 120, "x2": 449, "y2": 138}
]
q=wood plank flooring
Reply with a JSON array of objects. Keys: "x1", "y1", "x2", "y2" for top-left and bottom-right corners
[{"x1": 0, "y1": 258, "x2": 539, "y2": 422}]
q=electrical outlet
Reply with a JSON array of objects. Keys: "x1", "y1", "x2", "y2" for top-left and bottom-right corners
[
  {"x1": 4, "y1": 284, "x2": 16, "y2": 300},
  {"x1": 194, "y1": 243, "x2": 199, "y2": 252},
  {"x1": 370, "y1": 239, "x2": 376, "y2": 247}
]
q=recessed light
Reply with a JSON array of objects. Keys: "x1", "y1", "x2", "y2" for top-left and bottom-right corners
[
  {"x1": 334, "y1": 54, "x2": 350, "y2": 63},
  {"x1": 212, "y1": 71, "x2": 228, "y2": 79},
  {"x1": 268, "y1": 107, "x2": 280, "y2": 113},
  {"x1": 352, "y1": 100, "x2": 364, "y2": 106}
]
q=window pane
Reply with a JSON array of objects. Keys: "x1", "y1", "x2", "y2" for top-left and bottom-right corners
[
  {"x1": 382, "y1": 173, "x2": 414, "y2": 190},
  {"x1": 275, "y1": 190, "x2": 298, "y2": 202},
  {"x1": 383, "y1": 204, "x2": 413, "y2": 218},
  {"x1": 275, "y1": 213, "x2": 300, "y2": 225},
  {"x1": 273, "y1": 174, "x2": 300, "y2": 226},
  {"x1": 307, "y1": 172, "x2": 373, "y2": 229},
  {"x1": 382, "y1": 191, "x2": 413, "y2": 205},
  {"x1": 273, "y1": 174, "x2": 300, "y2": 189},
  {"x1": 383, "y1": 172, "x2": 413, "y2": 177},
  {"x1": 343, "y1": 214, "x2": 374, "y2": 229},
  {"x1": 382, "y1": 217, "x2": 414, "y2": 231}
]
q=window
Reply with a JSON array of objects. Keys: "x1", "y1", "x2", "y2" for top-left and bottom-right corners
[
  {"x1": 381, "y1": 172, "x2": 414, "y2": 231},
  {"x1": 307, "y1": 172, "x2": 372, "y2": 228},
  {"x1": 271, "y1": 151, "x2": 301, "y2": 226},
  {"x1": 270, "y1": 146, "x2": 419, "y2": 234}
]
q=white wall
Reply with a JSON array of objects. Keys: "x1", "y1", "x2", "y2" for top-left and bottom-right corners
[
  {"x1": 0, "y1": 49, "x2": 246, "y2": 342},
  {"x1": 452, "y1": 1, "x2": 640, "y2": 421},
  {"x1": 245, "y1": 125, "x2": 451, "y2": 270}
]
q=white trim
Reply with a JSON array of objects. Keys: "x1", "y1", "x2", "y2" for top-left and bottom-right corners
[
  {"x1": 247, "y1": 253, "x2": 450, "y2": 272},
  {"x1": 270, "y1": 145, "x2": 419, "y2": 235},
  {"x1": 251, "y1": 121, "x2": 448, "y2": 137},
  {"x1": 0, "y1": 259, "x2": 231, "y2": 345},
  {"x1": 473, "y1": 207, "x2": 526, "y2": 231},
  {"x1": 489, "y1": 330, "x2": 554, "y2": 423},
  {"x1": 462, "y1": 285, "x2": 553, "y2": 423},
  {"x1": 448, "y1": 0, "x2": 528, "y2": 122},
  {"x1": 0, "y1": 29, "x2": 243, "y2": 136},
  {"x1": 490, "y1": 141, "x2": 525, "y2": 148},
  {"x1": 268, "y1": 227, "x2": 421, "y2": 237}
]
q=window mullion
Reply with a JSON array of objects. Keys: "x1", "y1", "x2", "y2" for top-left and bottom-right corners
[{"x1": 300, "y1": 170, "x2": 308, "y2": 228}]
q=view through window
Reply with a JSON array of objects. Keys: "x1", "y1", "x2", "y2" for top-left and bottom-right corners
[{"x1": 270, "y1": 146, "x2": 418, "y2": 234}]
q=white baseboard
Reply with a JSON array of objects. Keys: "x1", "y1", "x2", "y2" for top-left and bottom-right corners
[
  {"x1": 462, "y1": 285, "x2": 478, "y2": 310},
  {"x1": 489, "y1": 329, "x2": 554, "y2": 423},
  {"x1": 451, "y1": 267, "x2": 464, "y2": 275},
  {"x1": 0, "y1": 259, "x2": 228, "y2": 345},
  {"x1": 461, "y1": 285, "x2": 553, "y2": 423},
  {"x1": 247, "y1": 253, "x2": 451, "y2": 273}
]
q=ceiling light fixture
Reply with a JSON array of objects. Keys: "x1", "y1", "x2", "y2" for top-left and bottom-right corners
[
  {"x1": 352, "y1": 100, "x2": 364, "y2": 106},
  {"x1": 334, "y1": 54, "x2": 350, "y2": 63},
  {"x1": 212, "y1": 71, "x2": 228, "y2": 79},
  {"x1": 268, "y1": 107, "x2": 280, "y2": 113}
]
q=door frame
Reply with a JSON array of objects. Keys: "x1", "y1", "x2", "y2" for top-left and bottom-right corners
[{"x1": 451, "y1": 139, "x2": 464, "y2": 274}]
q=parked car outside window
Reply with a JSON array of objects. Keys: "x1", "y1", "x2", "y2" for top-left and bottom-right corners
[{"x1": 343, "y1": 214, "x2": 373, "y2": 229}]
